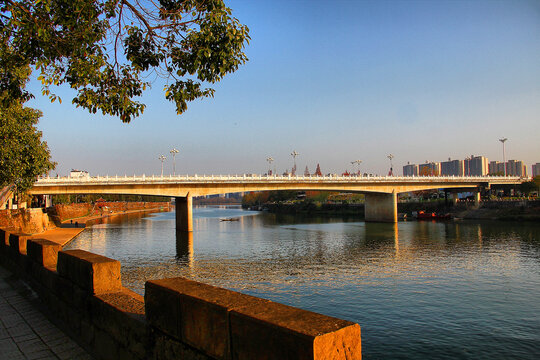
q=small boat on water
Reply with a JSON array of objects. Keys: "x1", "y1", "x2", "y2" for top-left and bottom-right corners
[
  {"x1": 415, "y1": 210, "x2": 453, "y2": 220},
  {"x1": 220, "y1": 218, "x2": 240, "y2": 222}
]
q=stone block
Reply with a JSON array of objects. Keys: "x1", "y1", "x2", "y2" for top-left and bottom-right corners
[
  {"x1": 0, "y1": 228, "x2": 8, "y2": 246},
  {"x1": 9, "y1": 233, "x2": 28, "y2": 254},
  {"x1": 230, "y1": 301, "x2": 361, "y2": 360},
  {"x1": 145, "y1": 280, "x2": 182, "y2": 340},
  {"x1": 147, "y1": 277, "x2": 237, "y2": 358},
  {"x1": 94, "y1": 327, "x2": 120, "y2": 360},
  {"x1": 152, "y1": 332, "x2": 209, "y2": 360},
  {"x1": 146, "y1": 277, "x2": 358, "y2": 360},
  {"x1": 91, "y1": 289, "x2": 147, "y2": 358},
  {"x1": 57, "y1": 249, "x2": 122, "y2": 294},
  {"x1": 26, "y1": 239, "x2": 62, "y2": 268}
]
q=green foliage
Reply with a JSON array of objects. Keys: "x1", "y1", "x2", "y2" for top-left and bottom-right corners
[
  {"x1": 1, "y1": 0, "x2": 250, "y2": 122},
  {"x1": 519, "y1": 178, "x2": 539, "y2": 195},
  {"x1": 534, "y1": 176, "x2": 540, "y2": 189},
  {"x1": 0, "y1": 101, "x2": 56, "y2": 193}
]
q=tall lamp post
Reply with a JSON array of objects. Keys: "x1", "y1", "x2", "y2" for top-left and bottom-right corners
[
  {"x1": 387, "y1": 154, "x2": 394, "y2": 176},
  {"x1": 499, "y1": 138, "x2": 508, "y2": 176},
  {"x1": 291, "y1": 151, "x2": 299, "y2": 176},
  {"x1": 170, "y1": 148, "x2": 179, "y2": 175},
  {"x1": 158, "y1": 155, "x2": 166, "y2": 177},
  {"x1": 351, "y1": 160, "x2": 362, "y2": 176},
  {"x1": 266, "y1": 157, "x2": 274, "y2": 175}
]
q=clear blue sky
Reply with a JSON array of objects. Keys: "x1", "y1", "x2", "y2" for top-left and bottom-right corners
[{"x1": 30, "y1": 0, "x2": 540, "y2": 176}]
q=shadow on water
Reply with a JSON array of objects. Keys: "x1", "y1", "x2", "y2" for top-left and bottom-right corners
[{"x1": 175, "y1": 230, "x2": 193, "y2": 266}]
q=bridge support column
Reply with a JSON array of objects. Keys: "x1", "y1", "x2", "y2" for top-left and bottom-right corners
[
  {"x1": 452, "y1": 192, "x2": 459, "y2": 205},
  {"x1": 364, "y1": 192, "x2": 397, "y2": 223},
  {"x1": 176, "y1": 196, "x2": 193, "y2": 232},
  {"x1": 474, "y1": 191, "x2": 481, "y2": 207}
]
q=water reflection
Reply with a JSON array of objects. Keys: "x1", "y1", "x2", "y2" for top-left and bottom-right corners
[
  {"x1": 176, "y1": 230, "x2": 193, "y2": 266},
  {"x1": 65, "y1": 207, "x2": 540, "y2": 360}
]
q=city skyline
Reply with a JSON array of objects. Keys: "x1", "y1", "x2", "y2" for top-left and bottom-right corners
[{"x1": 29, "y1": 0, "x2": 540, "y2": 176}]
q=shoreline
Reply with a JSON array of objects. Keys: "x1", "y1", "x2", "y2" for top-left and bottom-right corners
[
  {"x1": 29, "y1": 206, "x2": 168, "y2": 247},
  {"x1": 253, "y1": 199, "x2": 540, "y2": 222}
]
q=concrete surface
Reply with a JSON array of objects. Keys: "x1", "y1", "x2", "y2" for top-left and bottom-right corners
[{"x1": 0, "y1": 265, "x2": 94, "y2": 360}]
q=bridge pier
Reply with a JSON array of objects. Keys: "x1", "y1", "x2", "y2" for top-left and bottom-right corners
[
  {"x1": 364, "y1": 192, "x2": 397, "y2": 223},
  {"x1": 474, "y1": 191, "x2": 481, "y2": 207},
  {"x1": 175, "y1": 196, "x2": 193, "y2": 232}
]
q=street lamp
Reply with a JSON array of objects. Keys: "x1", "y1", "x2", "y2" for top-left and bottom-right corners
[
  {"x1": 387, "y1": 154, "x2": 394, "y2": 176},
  {"x1": 170, "y1": 148, "x2": 179, "y2": 175},
  {"x1": 266, "y1": 157, "x2": 274, "y2": 175},
  {"x1": 351, "y1": 160, "x2": 362, "y2": 176},
  {"x1": 158, "y1": 155, "x2": 166, "y2": 177},
  {"x1": 291, "y1": 151, "x2": 299, "y2": 176},
  {"x1": 499, "y1": 138, "x2": 508, "y2": 176}
]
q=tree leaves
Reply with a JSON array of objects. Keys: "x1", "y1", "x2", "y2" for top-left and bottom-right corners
[
  {"x1": 0, "y1": 0, "x2": 250, "y2": 122},
  {"x1": 0, "y1": 100, "x2": 56, "y2": 193}
]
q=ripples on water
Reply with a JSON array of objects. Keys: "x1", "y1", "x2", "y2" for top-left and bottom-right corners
[{"x1": 65, "y1": 206, "x2": 540, "y2": 359}]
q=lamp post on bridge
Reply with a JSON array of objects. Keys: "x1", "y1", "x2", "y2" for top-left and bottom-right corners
[
  {"x1": 266, "y1": 157, "x2": 274, "y2": 175},
  {"x1": 291, "y1": 151, "x2": 299, "y2": 176},
  {"x1": 387, "y1": 154, "x2": 394, "y2": 176},
  {"x1": 351, "y1": 160, "x2": 362, "y2": 176},
  {"x1": 499, "y1": 138, "x2": 508, "y2": 176},
  {"x1": 158, "y1": 155, "x2": 166, "y2": 177},
  {"x1": 170, "y1": 148, "x2": 179, "y2": 176}
]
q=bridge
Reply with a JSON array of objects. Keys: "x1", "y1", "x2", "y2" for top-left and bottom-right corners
[{"x1": 29, "y1": 174, "x2": 525, "y2": 230}]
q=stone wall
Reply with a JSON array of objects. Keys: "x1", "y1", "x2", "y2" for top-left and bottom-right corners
[
  {"x1": 53, "y1": 202, "x2": 170, "y2": 222},
  {"x1": 0, "y1": 208, "x2": 56, "y2": 234},
  {"x1": 0, "y1": 228, "x2": 362, "y2": 360}
]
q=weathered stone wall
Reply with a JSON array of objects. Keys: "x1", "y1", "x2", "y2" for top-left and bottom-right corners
[
  {"x1": 53, "y1": 202, "x2": 170, "y2": 222},
  {"x1": 53, "y1": 203, "x2": 93, "y2": 221},
  {"x1": 0, "y1": 208, "x2": 56, "y2": 234},
  {"x1": 0, "y1": 228, "x2": 362, "y2": 360}
]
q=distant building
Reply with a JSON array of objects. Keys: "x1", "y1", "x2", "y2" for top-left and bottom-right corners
[
  {"x1": 418, "y1": 162, "x2": 440, "y2": 176},
  {"x1": 440, "y1": 159, "x2": 464, "y2": 176},
  {"x1": 532, "y1": 163, "x2": 540, "y2": 177},
  {"x1": 488, "y1": 161, "x2": 505, "y2": 176},
  {"x1": 506, "y1": 160, "x2": 527, "y2": 177},
  {"x1": 464, "y1": 156, "x2": 488, "y2": 176},
  {"x1": 403, "y1": 162, "x2": 418, "y2": 176},
  {"x1": 70, "y1": 169, "x2": 89, "y2": 178}
]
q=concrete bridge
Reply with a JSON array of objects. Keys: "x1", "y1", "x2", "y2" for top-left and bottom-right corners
[{"x1": 29, "y1": 174, "x2": 525, "y2": 230}]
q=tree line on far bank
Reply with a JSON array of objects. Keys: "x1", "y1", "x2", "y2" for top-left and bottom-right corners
[{"x1": 242, "y1": 179, "x2": 540, "y2": 208}]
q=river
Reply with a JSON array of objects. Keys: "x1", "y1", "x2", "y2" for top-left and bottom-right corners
[{"x1": 65, "y1": 206, "x2": 540, "y2": 359}]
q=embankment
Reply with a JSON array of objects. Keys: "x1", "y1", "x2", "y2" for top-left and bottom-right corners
[
  {"x1": 0, "y1": 202, "x2": 170, "y2": 235},
  {"x1": 0, "y1": 222, "x2": 362, "y2": 359},
  {"x1": 262, "y1": 200, "x2": 540, "y2": 221},
  {"x1": 53, "y1": 201, "x2": 170, "y2": 223}
]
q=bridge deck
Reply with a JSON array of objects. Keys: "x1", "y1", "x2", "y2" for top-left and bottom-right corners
[{"x1": 30, "y1": 175, "x2": 525, "y2": 197}]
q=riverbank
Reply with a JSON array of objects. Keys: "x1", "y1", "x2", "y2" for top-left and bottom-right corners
[
  {"x1": 0, "y1": 201, "x2": 170, "y2": 237},
  {"x1": 258, "y1": 199, "x2": 540, "y2": 221}
]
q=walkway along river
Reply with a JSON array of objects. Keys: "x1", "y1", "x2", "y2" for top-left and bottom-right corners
[{"x1": 65, "y1": 206, "x2": 540, "y2": 359}]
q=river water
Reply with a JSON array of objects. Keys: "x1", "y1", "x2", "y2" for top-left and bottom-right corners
[{"x1": 65, "y1": 206, "x2": 540, "y2": 359}]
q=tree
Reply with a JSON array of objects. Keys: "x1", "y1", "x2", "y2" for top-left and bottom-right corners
[
  {"x1": 0, "y1": 0, "x2": 250, "y2": 122},
  {"x1": 0, "y1": 100, "x2": 56, "y2": 193}
]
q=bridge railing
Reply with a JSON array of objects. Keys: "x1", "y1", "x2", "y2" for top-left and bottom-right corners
[{"x1": 35, "y1": 174, "x2": 526, "y2": 185}]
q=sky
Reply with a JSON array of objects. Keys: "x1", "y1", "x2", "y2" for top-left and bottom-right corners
[{"x1": 30, "y1": 0, "x2": 540, "y2": 177}]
